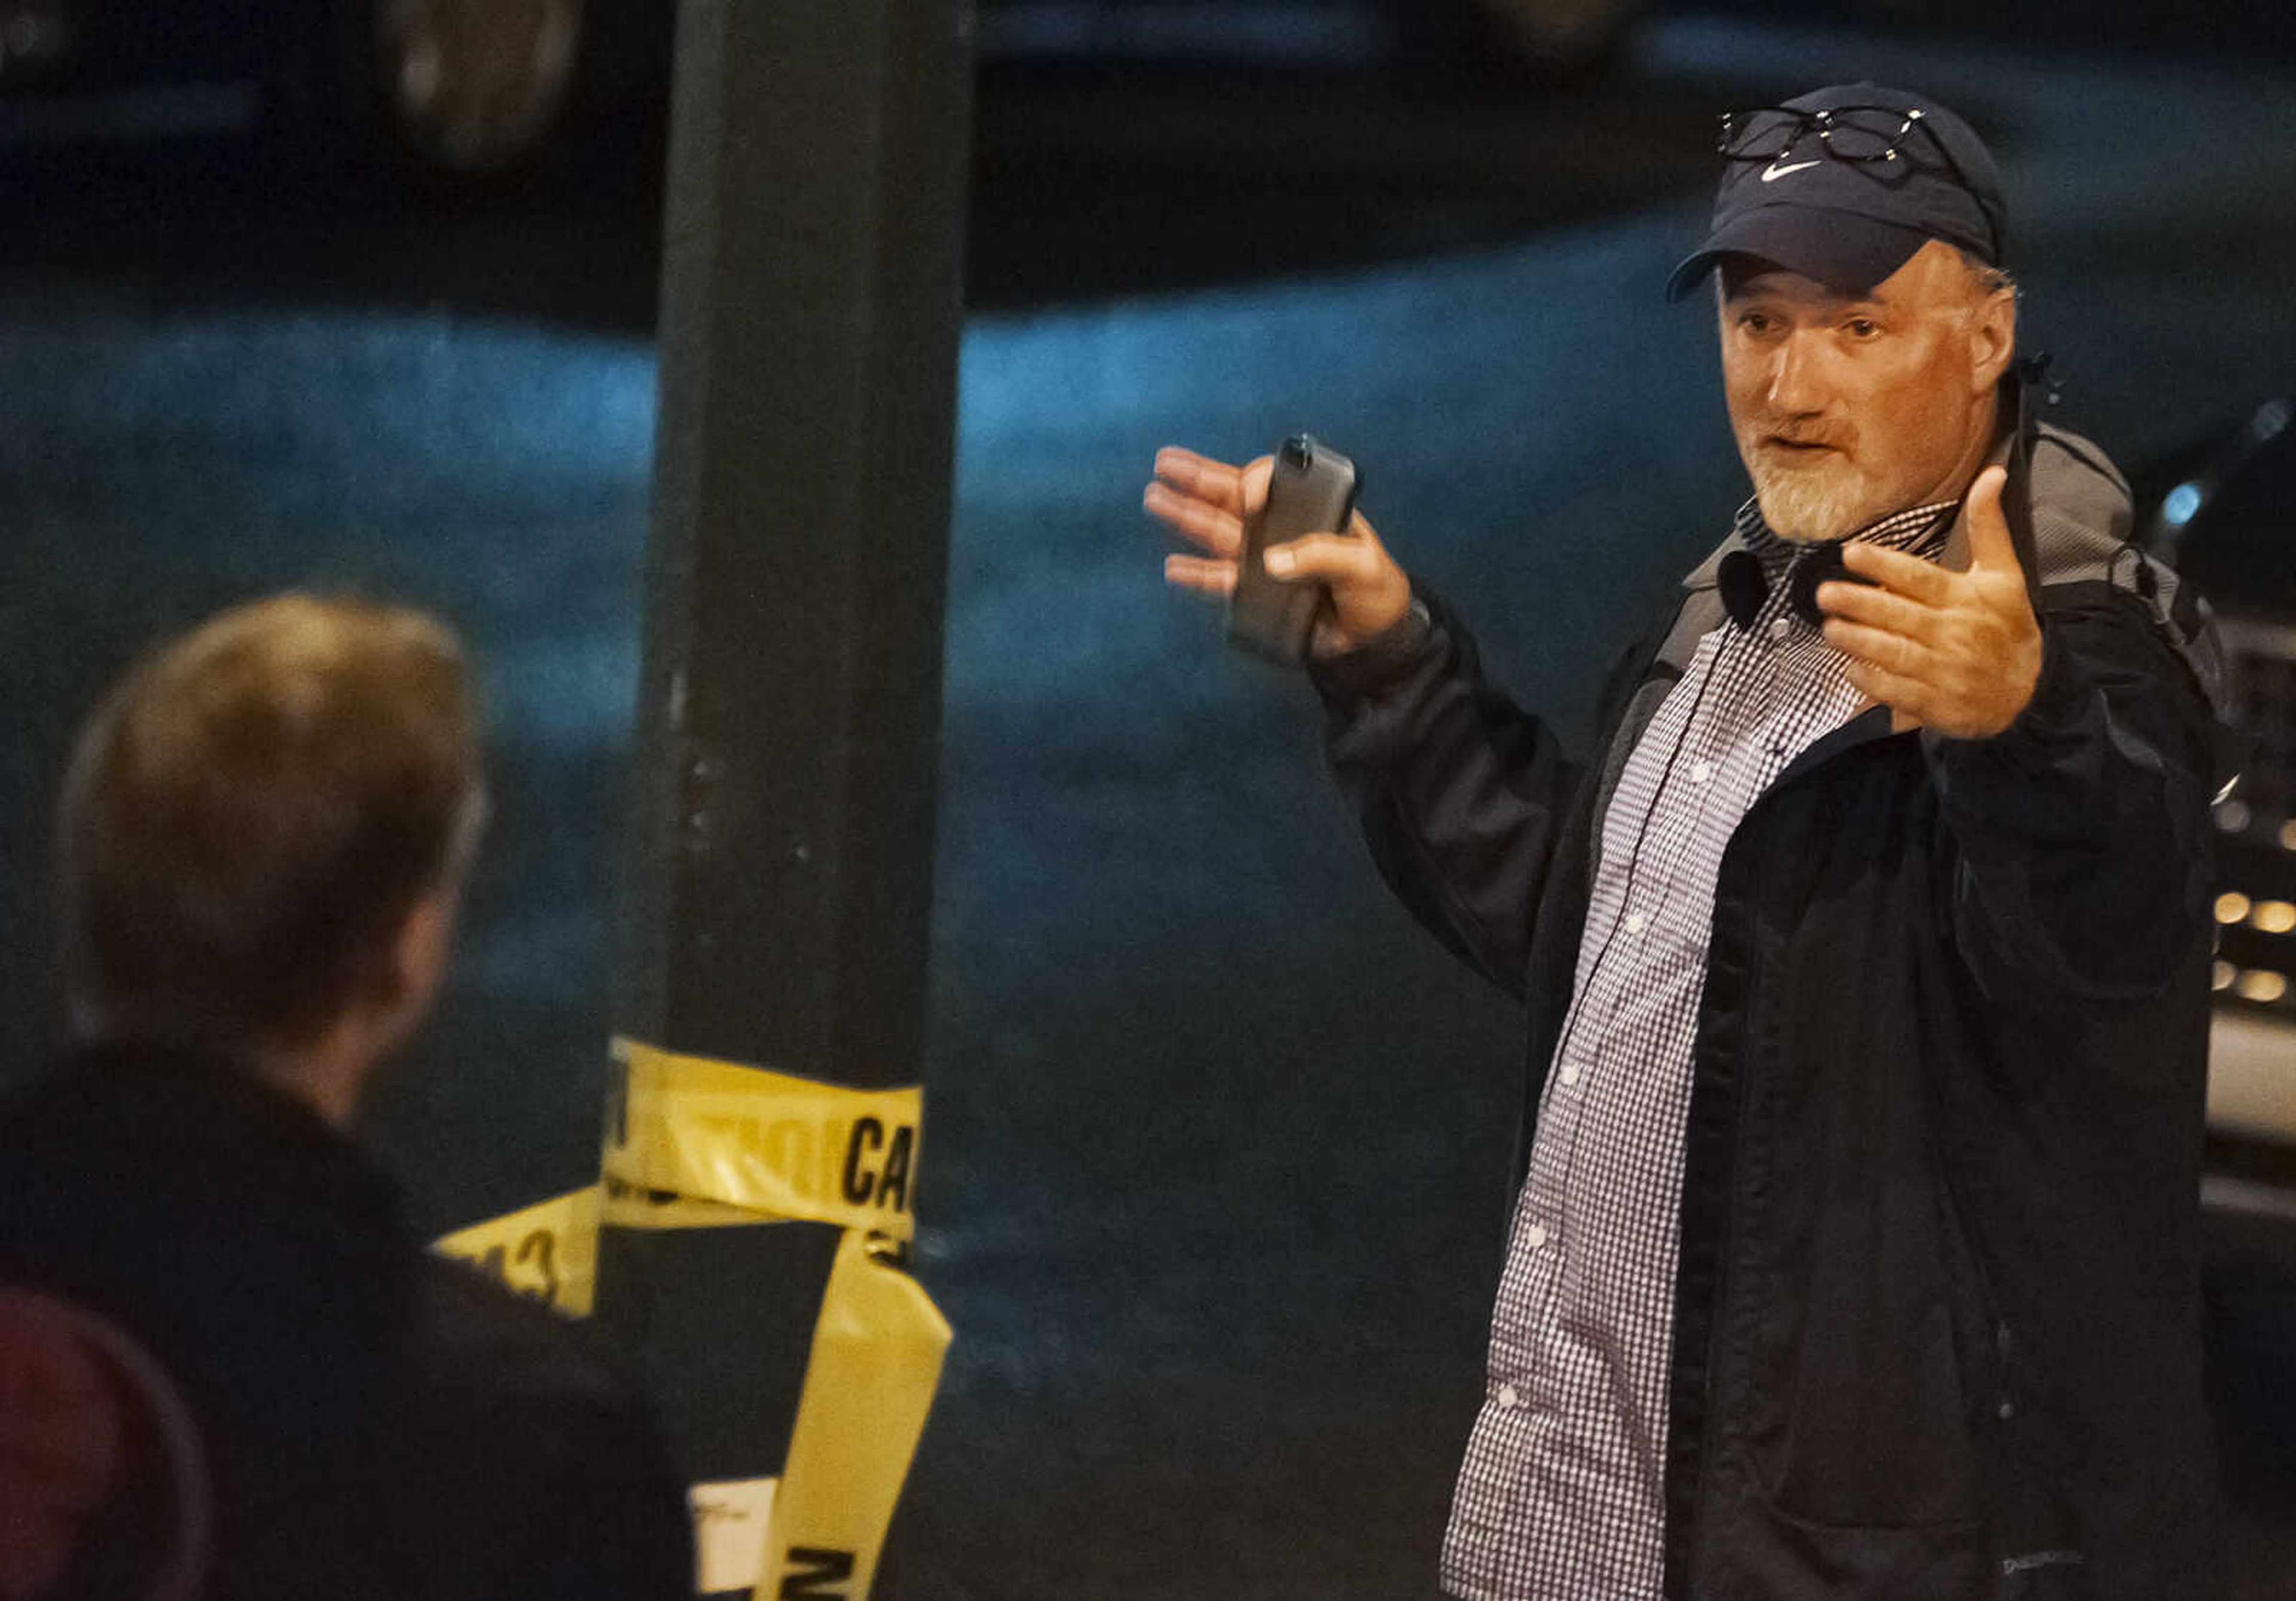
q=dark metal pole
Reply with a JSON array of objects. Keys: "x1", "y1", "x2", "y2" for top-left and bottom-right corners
[{"x1": 596, "y1": 0, "x2": 973, "y2": 1559}]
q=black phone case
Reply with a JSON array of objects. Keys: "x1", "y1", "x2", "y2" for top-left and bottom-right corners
[{"x1": 1227, "y1": 435, "x2": 1360, "y2": 665}]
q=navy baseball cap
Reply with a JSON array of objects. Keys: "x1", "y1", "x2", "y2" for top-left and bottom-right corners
[{"x1": 1666, "y1": 83, "x2": 2007, "y2": 302}]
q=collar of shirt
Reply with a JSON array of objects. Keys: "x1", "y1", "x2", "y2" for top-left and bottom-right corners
[{"x1": 1730, "y1": 497, "x2": 1959, "y2": 584}]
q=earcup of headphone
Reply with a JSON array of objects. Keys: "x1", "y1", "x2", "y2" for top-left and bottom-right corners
[
  {"x1": 1719, "y1": 541, "x2": 1876, "y2": 630},
  {"x1": 1787, "y1": 542, "x2": 1854, "y2": 625}
]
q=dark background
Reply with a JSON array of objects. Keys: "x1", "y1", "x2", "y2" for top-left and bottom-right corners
[{"x1": 3, "y1": 2, "x2": 2294, "y2": 1594}]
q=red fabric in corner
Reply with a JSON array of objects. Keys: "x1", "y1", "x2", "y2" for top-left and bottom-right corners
[{"x1": 0, "y1": 1288, "x2": 129, "y2": 1599}]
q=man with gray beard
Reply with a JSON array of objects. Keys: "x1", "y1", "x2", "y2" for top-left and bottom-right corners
[{"x1": 1149, "y1": 84, "x2": 2228, "y2": 1599}]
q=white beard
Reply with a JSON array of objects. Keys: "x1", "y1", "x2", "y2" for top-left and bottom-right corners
[{"x1": 1748, "y1": 457, "x2": 1879, "y2": 544}]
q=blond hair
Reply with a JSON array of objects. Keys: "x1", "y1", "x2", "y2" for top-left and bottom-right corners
[{"x1": 59, "y1": 595, "x2": 483, "y2": 1049}]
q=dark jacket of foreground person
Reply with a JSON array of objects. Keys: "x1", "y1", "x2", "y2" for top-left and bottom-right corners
[
  {"x1": 0, "y1": 1040, "x2": 694, "y2": 1600},
  {"x1": 1314, "y1": 421, "x2": 2227, "y2": 1599}
]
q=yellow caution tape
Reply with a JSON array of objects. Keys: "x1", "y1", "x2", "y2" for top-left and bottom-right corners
[
  {"x1": 759, "y1": 1229, "x2": 951, "y2": 1601},
  {"x1": 432, "y1": 1183, "x2": 602, "y2": 1318},
  {"x1": 428, "y1": 1035, "x2": 948, "y2": 1600},
  {"x1": 604, "y1": 1039, "x2": 922, "y2": 1243}
]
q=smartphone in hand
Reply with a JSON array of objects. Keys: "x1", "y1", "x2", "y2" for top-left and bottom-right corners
[{"x1": 1227, "y1": 434, "x2": 1360, "y2": 665}]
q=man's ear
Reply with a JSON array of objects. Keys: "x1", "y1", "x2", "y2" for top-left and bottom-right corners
[
  {"x1": 374, "y1": 880, "x2": 463, "y2": 1052},
  {"x1": 1970, "y1": 286, "x2": 2017, "y2": 395}
]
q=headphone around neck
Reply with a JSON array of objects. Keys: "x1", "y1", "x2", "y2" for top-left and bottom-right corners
[{"x1": 1715, "y1": 539, "x2": 1871, "y2": 630}]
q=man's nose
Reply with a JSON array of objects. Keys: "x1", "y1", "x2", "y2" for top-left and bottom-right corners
[{"x1": 1766, "y1": 333, "x2": 1826, "y2": 414}]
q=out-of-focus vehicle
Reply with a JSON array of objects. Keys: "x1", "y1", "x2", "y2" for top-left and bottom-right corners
[
  {"x1": 0, "y1": 0, "x2": 1645, "y2": 191},
  {"x1": 1688, "y1": 0, "x2": 2296, "y2": 57},
  {"x1": 2136, "y1": 396, "x2": 2296, "y2": 1157},
  {"x1": 978, "y1": 0, "x2": 1648, "y2": 77},
  {"x1": 0, "y1": 0, "x2": 667, "y2": 185}
]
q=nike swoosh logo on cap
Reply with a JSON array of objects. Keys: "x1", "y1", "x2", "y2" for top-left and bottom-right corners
[{"x1": 1761, "y1": 158, "x2": 1822, "y2": 182}]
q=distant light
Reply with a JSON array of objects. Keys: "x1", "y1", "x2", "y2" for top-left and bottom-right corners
[
  {"x1": 2217, "y1": 798, "x2": 2252, "y2": 834},
  {"x1": 2160, "y1": 483, "x2": 2203, "y2": 528},
  {"x1": 2255, "y1": 900, "x2": 2296, "y2": 935},
  {"x1": 2280, "y1": 819, "x2": 2296, "y2": 853},
  {"x1": 2252, "y1": 399, "x2": 2291, "y2": 444},
  {"x1": 2218, "y1": 891, "x2": 2254, "y2": 925},
  {"x1": 2236, "y1": 970, "x2": 2289, "y2": 1004},
  {"x1": 2215, "y1": 960, "x2": 2239, "y2": 991}
]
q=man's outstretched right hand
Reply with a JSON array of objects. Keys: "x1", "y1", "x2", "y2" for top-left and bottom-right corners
[{"x1": 1145, "y1": 444, "x2": 1413, "y2": 658}]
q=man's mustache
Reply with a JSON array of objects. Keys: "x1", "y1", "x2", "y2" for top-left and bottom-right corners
[{"x1": 1758, "y1": 424, "x2": 1855, "y2": 451}]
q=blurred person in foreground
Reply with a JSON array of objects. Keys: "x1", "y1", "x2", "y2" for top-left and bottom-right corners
[
  {"x1": 0, "y1": 595, "x2": 692, "y2": 1599},
  {"x1": 1149, "y1": 85, "x2": 2227, "y2": 1599}
]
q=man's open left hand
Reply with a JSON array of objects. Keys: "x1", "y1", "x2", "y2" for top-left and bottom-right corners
[{"x1": 1815, "y1": 465, "x2": 2042, "y2": 740}]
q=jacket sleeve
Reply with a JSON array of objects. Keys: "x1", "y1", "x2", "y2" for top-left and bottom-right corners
[
  {"x1": 1923, "y1": 586, "x2": 2219, "y2": 1006},
  {"x1": 1309, "y1": 589, "x2": 1592, "y2": 1000},
  {"x1": 411, "y1": 1260, "x2": 698, "y2": 1600},
  {"x1": 531, "y1": 1392, "x2": 696, "y2": 1600}
]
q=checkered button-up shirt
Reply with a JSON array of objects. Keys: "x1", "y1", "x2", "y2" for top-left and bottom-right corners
[{"x1": 1440, "y1": 500, "x2": 1954, "y2": 1600}]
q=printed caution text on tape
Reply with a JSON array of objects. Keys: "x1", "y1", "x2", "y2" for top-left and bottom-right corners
[
  {"x1": 429, "y1": 1037, "x2": 950, "y2": 1599},
  {"x1": 604, "y1": 1038, "x2": 921, "y2": 1242},
  {"x1": 762, "y1": 1229, "x2": 951, "y2": 1601},
  {"x1": 433, "y1": 1184, "x2": 602, "y2": 1317}
]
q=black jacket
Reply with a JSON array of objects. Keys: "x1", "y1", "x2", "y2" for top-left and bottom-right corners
[
  {"x1": 0, "y1": 1041, "x2": 694, "y2": 1601},
  {"x1": 1313, "y1": 423, "x2": 2228, "y2": 1599}
]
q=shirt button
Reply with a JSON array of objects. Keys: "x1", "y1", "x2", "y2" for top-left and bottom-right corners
[
  {"x1": 1691, "y1": 760, "x2": 1714, "y2": 783},
  {"x1": 1625, "y1": 913, "x2": 1646, "y2": 934},
  {"x1": 1559, "y1": 1063, "x2": 1582, "y2": 1088},
  {"x1": 1768, "y1": 616, "x2": 1792, "y2": 642},
  {"x1": 1497, "y1": 1384, "x2": 1521, "y2": 1411},
  {"x1": 1527, "y1": 1223, "x2": 1550, "y2": 1250}
]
